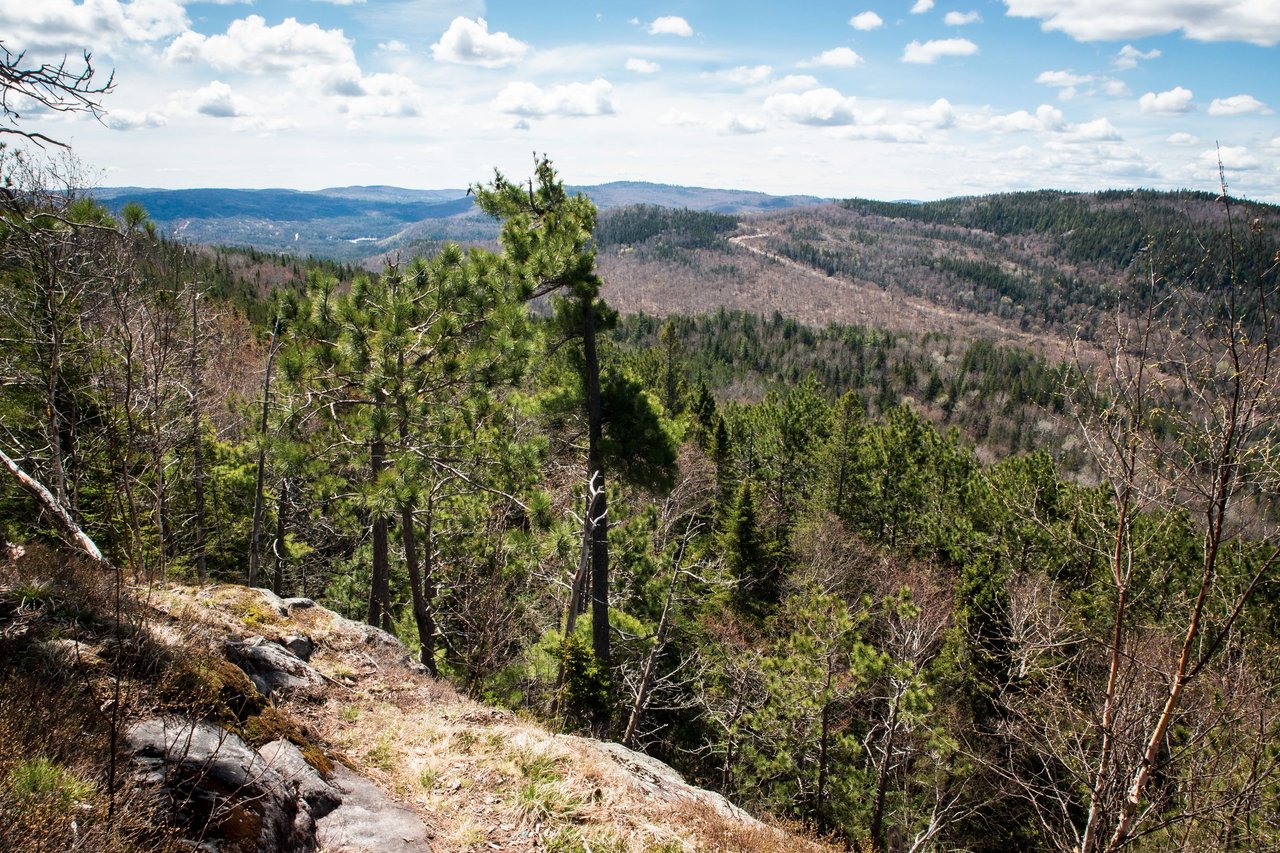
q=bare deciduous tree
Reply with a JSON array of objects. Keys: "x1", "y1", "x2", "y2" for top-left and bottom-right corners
[{"x1": 1, "y1": 41, "x2": 112, "y2": 147}]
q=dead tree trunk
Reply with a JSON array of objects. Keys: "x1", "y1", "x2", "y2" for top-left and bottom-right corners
[{"x1": 1, "y1": 446, "x2": 105, "y2": 564}]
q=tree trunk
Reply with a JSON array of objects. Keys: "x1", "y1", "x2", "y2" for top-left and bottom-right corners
[
  {"x1": 189, "y1": 282, "x2": 207, "y2": 585},
  {"x1": 582, "y1": 296, "x2": 610, "y2": 667},
  {"x1": 366, "y1": 393, "x2": 391, "y2": 631},
  {"x1": 404, "y1": 490, "x2": 438, "y2": 675},
  {"x1": 248, "y1": 316, "x2": 281, "y2": 588},
  {"x1": 871, "y1": 683, "x2": 905, "y2": 850},
  {"x1": 271, "y1": 479, "x2": 288, "y2": 596},
  {"x1": 1, "y1": 447, "x2": 105, "y2": 564},
  {"x1": 816, "y1": 697, "x2": 832, "y2": 831}
]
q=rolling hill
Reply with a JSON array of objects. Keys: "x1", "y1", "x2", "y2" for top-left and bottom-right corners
[{"x1": 91, "y1": 182, "x2": 828, "y2": 260}]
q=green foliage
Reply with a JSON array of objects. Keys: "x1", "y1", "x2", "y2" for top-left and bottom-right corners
[
  {"x1": 722, "y1": 480, "x2": 774, "y2": 616},
  {"x1": 5, "y1": 758, "x2": 95, "y2": 812},
  {"x1": 737, "y1": 588, "x2": 879, "y2": 831},
  {"x1": 557, "y1": 632, "x2": 611, "y2": 731},
  {"x1": 594, "y1": 204, "x2": 738, "y2": 253},
  {"x1": 599, "y1": 371, "x2": 679, "y2": 493}
]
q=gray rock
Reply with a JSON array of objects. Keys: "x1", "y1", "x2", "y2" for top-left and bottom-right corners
[
  {"x1": 316, "y1": 763, "x2": 431, "y2": 852},
  {"x1": 282, "y1": 597, "x2": 316, "y2": 612},
  {"x1": 258, "y1": 739, "x2": 341, "y2": 818},
  {"x1": 225, "y1": 635, "x2": 325, "y2": 699},
  {"x1": 282, "y1": 635, "x2": 314, "y2": 662},
  {"x1": 125, "y1": 717, "x2": 317, "y2": 853},
  {"x1": 245, "y1": 587, "x2": 292, "y2": 617},
  {"x1": 593, "y1": 740, "x2": 761, "y2": 826},
  {"x1": 327, "y1": 613, "x2": 405, "y2": 652}
]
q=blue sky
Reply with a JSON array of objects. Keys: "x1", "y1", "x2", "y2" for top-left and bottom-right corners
[{"x1": 4, "y1": 0, "x2": 1278, "y2": 200}]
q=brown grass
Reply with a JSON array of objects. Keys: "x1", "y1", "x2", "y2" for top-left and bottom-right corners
[
  {"x1": 0, "y1": 559, "x2": 840, "y2": 853},
  {"x1": 0, "y1": 546, "x2": 183, "y2": 853}
]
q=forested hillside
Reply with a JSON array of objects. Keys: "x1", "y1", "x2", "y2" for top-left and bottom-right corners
[
  {"x1": 3, "y1": 143, "x2": 1279, "y2": 853},
  {"x1": 596, "y1": 189, "x2": 1280, "y2": 354}
]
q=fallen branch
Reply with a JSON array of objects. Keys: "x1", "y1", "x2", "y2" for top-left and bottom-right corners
[{"x1": 0, "y1": 446, "x2": 107, "y2": 564}]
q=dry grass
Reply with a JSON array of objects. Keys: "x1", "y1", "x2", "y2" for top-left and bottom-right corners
[
  {"x1": 0, "y1": 546, "x2": 184, "y2": 853},
  {"x1": 159, "y1": 587, "x2": 837, "y2": 851},
  {"x1": 0, "y1": 562, "x2": 839, "y2": 853}
]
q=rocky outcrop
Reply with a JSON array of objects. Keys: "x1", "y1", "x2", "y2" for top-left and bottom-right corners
[
  {"x1": 125, "y1": 717, "x2": 317, "y2": 853},
  {"x1": 316, "y1": 763, "x2": 433, "y2": 852},
  {"x1": 258, "y1": 738, "x2": 341, "y2": 818},
  {"x1": 126, "y1": 718, "x2": 433, "y2": 853},
  {"x1": 590, "y1": 739, "x2": 762, "y2": 826},
  {"x1": 224, "y1": 635, "x2": 325, "y2": 700}
]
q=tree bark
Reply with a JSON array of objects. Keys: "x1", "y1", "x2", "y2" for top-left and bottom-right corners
[
  {"x1": 366, "y1": 392, "x2": 391, "y2": 631},
  {"x1": 1, "y1": 446, "x2": 105, "y2": 564},
  {"x1": 271, "y1": 479, "x2": 288, "y2": 596},
  {"x1": 248, "y1": 316, "x2": 281, "y2": 588},
  {"x1": 189, "y1": 282, "x2": 207, "y2": 584},
  {"x1": 404, "y1": 490, "x2": 438, "y2": 675},
  {"x1": 581, "y1": 296, "x2": 610, "y2": 667}
]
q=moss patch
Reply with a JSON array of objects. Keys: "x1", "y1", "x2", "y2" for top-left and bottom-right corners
[{"x1": 240, "y1": 706, "x2": 333, "y2": 777}]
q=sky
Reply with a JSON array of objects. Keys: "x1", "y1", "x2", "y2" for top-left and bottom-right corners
[{"x1": 3, "y1": 0, "x2": 1279, "y2": 201}]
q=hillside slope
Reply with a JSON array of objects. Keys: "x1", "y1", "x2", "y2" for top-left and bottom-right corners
[{"x1": 0, "y1": 551, "x2": 832, "y2": 853}]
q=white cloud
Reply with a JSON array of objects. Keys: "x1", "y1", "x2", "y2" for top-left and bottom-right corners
[
  {"x1": 904, "y1": 97, "x2": 956, "y2": 128},
  {"x1": 902, "y1": 38, "x2": 979, "y2": 63},
  {"x1": 945, "y1": 10, "x2": 983, "y2": 25},
  {"x1": 2, "y1": 0, "x2": 189, "y2": 52},
  {"x1": 344, "y1": 72, "x2": 423, "y2": 116},
  {"x1": 764, "y1": 87, "x2": 860, "y2": 126},
  {"x1": 493, "y1": 78, "x2": 615, "y2": 117},
  {"x1": 625, "y1": 58, "x2": 661, "y2": 74},
  {"x1": 379, "y1": 39, "x2": 408, "y2": 52},
  {"x1": 849, "y1": 11, "x2": 884, "y2": 30},
  {"x1": 986, "y1": 104, "x2": 1065, "y2": 133},
  {"x1": 769, "y1": 75, "x2": 821, "y2": 93},
  {"x1": 1066, "y1": 117, "x2": 1121, "y2": 141},
  {"x1": 801, "y1": 47, "x2": 864, "y2": 68},
  {"x1": 1036, "y1": 70, "x2": 1091, "y2": 88},
  {"x1": 289, "y1": 62, "x2": 364, "y2": 97},
  {"x1": 1037, "y1": 69, "x2": 1092, "y2": 99},
  {"x1": 1004, "y1": 0, "x2": 1280, "y2": 46},
  {"x1": 1138, "y1": 86, "x2": 1194, "y2": 114},
  {"x1": 1203, "y1": 145, "x2": 1259, "y2": 171},
  {"x1": 719, "y1": 113, "x2": 766, "y2": 134},
  {"x1": 189, "y1": 80, "x2": 249, "y2": 118},
  {"x1": 911, "y1": 0, "x2": 934, "y2": 13},
  {"x1": 165, "y1": 15, "x2": 355, "y2": 72},
  {"x1": 430, "y1": 17, "x2": 529, "y2": 68},
  {"x1": 1113, "y1": 44, "x2": 1160, "y2": 69},
  {"x1": 1208, "y1": 94, "x2": 1270, "y2": 116},
  {"x1": 1167, "y1": 132, "x2": 1198, "y2": 145},
  {"x1": 849, "y1": 123, "x2": 927, "y2": 143},
  {"x1": 714, "y1": 65, "x2": 774, "y2": 86},
  {"x1": 1101, "y1": 79, "x2": 1129, "y2": 97},
  {"x1": 648, "y1": 16, "x2": 692, "y2": 37},
  {"x1": 104, "y1": 108, "x2": 166, "y2": 130},
  {"x1": 658, "y1": 109, "x2": 697, "y2": 126}
]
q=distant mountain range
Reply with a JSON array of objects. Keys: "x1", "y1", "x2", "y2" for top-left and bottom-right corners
[{"x1": 90, "y1": 182, "x2": 828, "y2": 260}]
